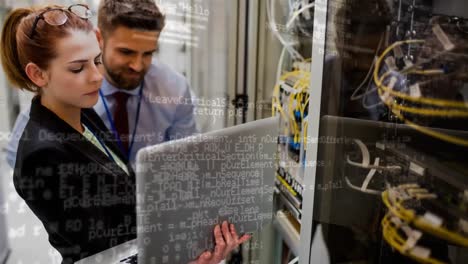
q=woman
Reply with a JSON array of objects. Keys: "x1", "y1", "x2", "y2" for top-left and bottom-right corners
[{"x1": 1, "y1": 4, "x2": 247, "y2": 264}]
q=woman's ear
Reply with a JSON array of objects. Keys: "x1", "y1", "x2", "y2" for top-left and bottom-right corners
[{"x1": 24, "y1": 62, "x2": 48, "y2": 88}]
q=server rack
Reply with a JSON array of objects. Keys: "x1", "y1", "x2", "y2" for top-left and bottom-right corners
[{"x1": 300, "y1": 0, "x2": 468, "y2": 263}]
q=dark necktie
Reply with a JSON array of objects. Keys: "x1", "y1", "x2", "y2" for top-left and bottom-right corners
[{"x1": 113, "y1": 92, "x2": 130, "y2": 153}]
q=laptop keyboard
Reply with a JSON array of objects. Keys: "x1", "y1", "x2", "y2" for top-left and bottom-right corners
[{"x1": 119, "y1": 253, "x2": 137, "y2": 264}]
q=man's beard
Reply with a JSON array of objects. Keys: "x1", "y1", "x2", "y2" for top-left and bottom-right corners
[{"x1": 102, "y1": 57, "x2": 145, "y2": 91}]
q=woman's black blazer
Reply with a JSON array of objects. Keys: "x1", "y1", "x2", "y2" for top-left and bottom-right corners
[{"x1": 13, "y1": 96, "x2": 137, "y2": 263}]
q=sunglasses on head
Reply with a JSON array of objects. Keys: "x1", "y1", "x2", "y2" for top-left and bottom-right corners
[{"x1": 29, "y1": 4, "x2": 92, "y2": 39}]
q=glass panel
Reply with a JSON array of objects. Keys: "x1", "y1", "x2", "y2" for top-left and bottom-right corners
[{"x1": 313, "y1": 0, "x2": 468, "y2": 263}]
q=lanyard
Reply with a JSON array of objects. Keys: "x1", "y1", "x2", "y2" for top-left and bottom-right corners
[
  {"x1": 88, "y1": 126, "x2": 116, "y2": 163},
  {"x1": 99, "y1": 82, "x2": 144, "y2": 159}
]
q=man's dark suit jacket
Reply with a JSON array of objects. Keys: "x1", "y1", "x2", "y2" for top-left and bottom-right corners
[{"x1": 13, "y1": 96, "x2": 136, "y2": 264}]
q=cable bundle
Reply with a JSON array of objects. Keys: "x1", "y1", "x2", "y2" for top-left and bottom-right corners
[
  {"x1": 381, "y1": 184, "x2": 468, "y2": 264},
  {"x1": 272, "y1": 70, "x2": 310, "y2": 145},
  {"x1": 373, "y1": 35, "x2": 468, "y2": 146}
]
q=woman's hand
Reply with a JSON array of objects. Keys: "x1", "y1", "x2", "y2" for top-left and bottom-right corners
[{"x1": 189, "y1": 221, "x2": 251, "y2": 264}]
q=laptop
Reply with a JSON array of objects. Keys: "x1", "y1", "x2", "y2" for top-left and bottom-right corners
[
  {"x1": 76, "y1": 117, "x2": 278, "y2": 264},
  {"x1": 134, "y1": 117, "x2": 278, "y2": 263}
]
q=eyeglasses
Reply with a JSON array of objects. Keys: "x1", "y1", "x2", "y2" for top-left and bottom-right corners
[{"x1": 29, "y1": 4, "x2": 92, "y2": 39}]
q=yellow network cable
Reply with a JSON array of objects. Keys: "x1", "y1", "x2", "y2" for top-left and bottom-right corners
[
  {"x1": 373, "y1": 40, "x2": 468, "y2": 146},
  {"x1": 376, "y1": 71, "x2": 468, "y2": 117},
  {"x1": 382, "y1": 215, "x2": 405, "y2": 244},
  {"x1": 303, "y1": 120, "x2": 308, "y2": 145},
  {"x1": 376, "y1": 88, "x2": 468, "y2": 118},
  {"x1": 382, "y1": 190, "x2": 415, "y2": 221},
  {"x1": 272, "y1": 69, "x2": 311, "y2": 148},
  {"x1": 274, "y1": 98, "x2": 289, "y2": 122},
  {"x1": 413, "y1": 217, "x2": 468, "y2": 248},
  {"x1": 410, "y1": 69, "x2": 445, "y2": 75},
  {"x1": 271, "y1": 91, "x2": 290, "y2": 137},
  {"x1": 288, "y1": 95, "x2": 300, "y2": 137},
  {"x1": 272, "y1": 70, "x2": 308, "y2": 110},
  {"x1": 276, "y1": 175, "x2": 297, "y2": 197},
  {"x1": 298, "y1": 93, "x2": 304, "y2": 117},
  {"x1": 280, "y1": 70, "x2": 310, "y2": 82},
  {"x1": 272, "y1": 83, "x2": 290, "y2": 126},
  {"x1": 377, "y1": 88, "x2": 468, "y2": 146},
  {"x1": 300, "y1": 94, "x2": 310, "y2": 118},
  {"x1": 373, "y1": 39, "x2": 468, "y2": 109},
  {"x1": 273, "y1": 71, "x2": 310, "y2": 111},
  {"x1": 390, "y1": 106, "x2": 468, "y2": 147},
  {"x1": 393, "y1": 197, "x2": 468, "y2": 247},
  {"x1": 391, "y1": 102, "x2": 468, "y2": 117},
  {"x1": 382, "y1": 189, "x2": 468, "y2": 247},
  {"x1": 381, "y1": 213, "x2": 447, "y2": 264},
  {"x1": 296, "y1": 92, "x2": 302, "y2": 112},
  {"x1": 272, "y1": 84, "x2": 279, "y2": 116}
]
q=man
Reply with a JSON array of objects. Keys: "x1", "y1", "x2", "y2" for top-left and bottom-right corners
[
  {"x1": 6, "y1": 1, "x2": 248, "y2": 263},
  {"x1": 6, "y1": 0, "x2": 197, "y2": 168}
]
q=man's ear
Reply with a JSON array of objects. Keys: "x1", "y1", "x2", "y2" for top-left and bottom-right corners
[
  {"x1": 24, "y1": 62, "x2": 48, "y2": 88},
  {"x1": 95, "y1": 28, "x2": 104, "y2": 50}
]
